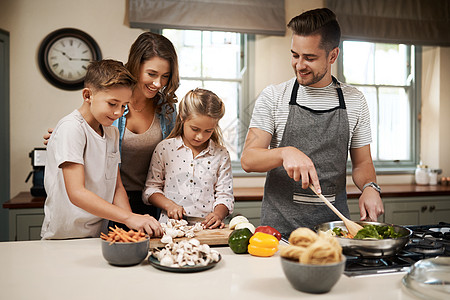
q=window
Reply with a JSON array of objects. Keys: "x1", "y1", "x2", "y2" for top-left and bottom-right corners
[
  {"x1": 338, "y1": 41, "x2": 420, "y2": 172},
  {"x1": 162, "y1": 29, "x2": 251, "y2": 163}
]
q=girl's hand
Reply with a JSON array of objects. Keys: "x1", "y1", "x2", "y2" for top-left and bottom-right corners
[
  {"x1": 202, "y1": 212, "x2": 225, "y2": 229},
  {"x1": 165, "y1": 202, "x2": 185, "y2": 220},
  {"x1": 125, "y1": 213, "x2": 163, "y2": 237}
]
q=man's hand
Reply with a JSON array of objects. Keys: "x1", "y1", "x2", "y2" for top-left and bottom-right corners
[
  {"x1": 281, "y1": 146, "x2": 321, "y2": 193},
  {"x1": 358, "y1": 188, "x2": 384, "y2": 221},
  {"x1": 241, "y1": 128, "x2": 321, "y2": 193}
]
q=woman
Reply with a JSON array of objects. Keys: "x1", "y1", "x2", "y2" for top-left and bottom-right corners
[
  {"x1": 117, "y1": 32, "x2": 179, "y2": 217},
  {"x1": 45, "y1": 32, "x2": 180, "y2": 218}
]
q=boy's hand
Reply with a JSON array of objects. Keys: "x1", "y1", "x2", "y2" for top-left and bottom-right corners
[
  {"x1": 165, "y1": 202, "x2": 185, "y2": 220},
  {"x1": 125, "y1": 214, "x2": 163, "y2": 237},
  {"x1": 202, "y1": 212, "x2": 225, "y2": 229}
]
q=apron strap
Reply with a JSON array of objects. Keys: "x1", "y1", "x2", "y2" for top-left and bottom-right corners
[
  {"x1": 289, "y1": 80, "x2": 300, "y2": 105},
  {"x1": 332, "y1": 76, "x2": 346, "y2": 109}
]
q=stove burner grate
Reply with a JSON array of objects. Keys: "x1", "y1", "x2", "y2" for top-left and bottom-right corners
[
  {"x1": 344, "y1": 223, "x2": 450, "y2": 277},
  {"x1": 344, "y1": 251, "x2": 422, "y2": 276}
]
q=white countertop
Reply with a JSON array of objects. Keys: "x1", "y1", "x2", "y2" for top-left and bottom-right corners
[{"x1": 0, "y1": 239, "x2": 419, "y2": 300}]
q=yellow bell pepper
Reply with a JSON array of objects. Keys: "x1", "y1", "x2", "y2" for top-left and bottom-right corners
[{"x1": 248, "y1": 232, "x2": 279, "y2": 257}]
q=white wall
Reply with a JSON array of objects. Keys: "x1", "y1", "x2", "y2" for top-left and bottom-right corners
[
  {"x1": 1, "y1": 0, "x2": 449, "y2": 195},
  {"x1": 0, "y1": 0, "x2": 146, "y2": 197}
]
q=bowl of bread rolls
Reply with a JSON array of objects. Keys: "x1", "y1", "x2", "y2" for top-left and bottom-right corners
[{"x1": 280, "y1": 227, "x2": 346, "y2": 294}]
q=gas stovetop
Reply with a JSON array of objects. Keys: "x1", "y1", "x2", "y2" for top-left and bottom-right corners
[{"x1": 344, "y1": 222, "x2": 450, "y2": 277}]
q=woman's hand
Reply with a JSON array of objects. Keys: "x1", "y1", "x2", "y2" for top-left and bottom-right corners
[
  {"x1": 202, "y1": 212, "x2": 225, "y2": 229},
  {"x1": 43, "y1": 128, "x2": 53, "y2": 145}
]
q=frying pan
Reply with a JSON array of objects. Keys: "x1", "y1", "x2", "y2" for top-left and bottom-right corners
[{"x1": 315, "y1": 221, "x2": 412, "y2": 258}]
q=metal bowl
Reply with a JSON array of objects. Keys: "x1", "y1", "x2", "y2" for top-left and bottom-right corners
[{"x1": 314, "y1": 221, "x2": 412, "y2": 258}]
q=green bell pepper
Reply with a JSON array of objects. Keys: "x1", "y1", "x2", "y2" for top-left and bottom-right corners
[{"x1": 228, "y1": 228, "x2": 253, "y2": 254}]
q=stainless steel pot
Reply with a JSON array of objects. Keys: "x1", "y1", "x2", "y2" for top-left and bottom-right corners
[{"x1": 315, "y1": 221, "x2": 412, "y2": 258}]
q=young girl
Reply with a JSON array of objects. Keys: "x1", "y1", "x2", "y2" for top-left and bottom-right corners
[{"x1": 142, "y1": 88, "x2": 234, "y2": 229}]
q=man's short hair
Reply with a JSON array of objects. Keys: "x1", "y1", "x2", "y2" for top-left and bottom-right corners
[{"x1": 287, "y1": 8, "x2": 341, "y2": 54}]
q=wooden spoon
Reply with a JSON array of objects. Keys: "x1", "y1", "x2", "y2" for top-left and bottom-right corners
[{"x1": 309, "y1": 184, "x2": 363, "y2": 237}]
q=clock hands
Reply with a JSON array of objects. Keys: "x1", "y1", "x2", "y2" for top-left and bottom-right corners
[
  {"x1": 71, "y1": 58, "x2": 91, "y2": 61},
  {"x1": 51, "y1": 48, "x2": 91, "y2": 61},
  {"x1": 51, "y1": 48, "x2": 72, "y2": 60}
]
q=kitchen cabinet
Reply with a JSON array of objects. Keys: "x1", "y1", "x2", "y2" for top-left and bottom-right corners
[
  {"x1": 4, "y1": 186, "x2": 450, "y2": 241},
  {"x1": 9, "y1": 208, "x2": 44, "y2": 241},
  {"x1": 384, "y1": 196, "x2": 450, "y2": 225}
]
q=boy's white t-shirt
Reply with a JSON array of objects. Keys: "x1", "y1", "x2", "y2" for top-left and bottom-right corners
[{"x1": 41, "y1": 109, "x2": 121, "y2": 239}]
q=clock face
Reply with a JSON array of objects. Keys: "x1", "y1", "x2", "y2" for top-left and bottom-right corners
[
  {"x1": 38, "y1": 28, "x2": 102, "y2": 90},
  {"x1": 47, "y1": 36, "x2": 93, "y2": 82}
]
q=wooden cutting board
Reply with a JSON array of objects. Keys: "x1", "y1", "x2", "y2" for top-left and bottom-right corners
[{"x1": 149, "y1": 226, "x2": 233, "y2": 248}]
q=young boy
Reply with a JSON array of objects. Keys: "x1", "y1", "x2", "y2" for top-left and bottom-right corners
[{"x1": 41, "y1": 59, "x2": 163, "y2": 239}]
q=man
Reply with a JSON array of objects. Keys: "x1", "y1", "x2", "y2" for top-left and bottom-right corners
[{"x1": 241, "y1": 8, "x2": 384, "y2": 237}]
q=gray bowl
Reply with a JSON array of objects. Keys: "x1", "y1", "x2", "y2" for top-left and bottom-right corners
[
  {"x1": 101, "y1": 238, "x2": 149, "y2": 266},
  {"x1": 281, "y1": 256, "x2": 346, "y2": 294}
]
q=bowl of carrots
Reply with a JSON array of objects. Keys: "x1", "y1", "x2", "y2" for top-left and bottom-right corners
[{"x1": 100, "y1": 226, "x2": 149, "y2": 266}]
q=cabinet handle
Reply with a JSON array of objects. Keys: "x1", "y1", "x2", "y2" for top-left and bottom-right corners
[
  {"x1": 421, "y1": 205, "x2": 427, "y2": 212},
  {"x1": 429, "y1": 205, "x2": 435, "y2": 212}
]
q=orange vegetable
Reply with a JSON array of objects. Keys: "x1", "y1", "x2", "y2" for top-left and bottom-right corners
[{"x1": 101, "y1": 226, "x2": 147, "y2": 243}]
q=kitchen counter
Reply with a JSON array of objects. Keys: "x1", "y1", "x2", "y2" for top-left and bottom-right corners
[
  {"x1": 233, "y1": 184, "x2": 450, "y2": 200},
  {"x1": 0, "y1": 238, "x2": 418, "y2": 300},
  {"x1": 5, "y1": 184, "x2": 450, "y2": 209}
]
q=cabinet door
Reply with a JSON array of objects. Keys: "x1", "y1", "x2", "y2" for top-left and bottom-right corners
[
  {"x1": 427, "y1": 199, "x2": 450, "y2": 224},
  {"x1": 384, "y1": 201, "x2": 427, "y2": 226},
  {"x1": 10, "y1": 208, "x2": 45, "y2": 241},
  {"x1": 348, "y1": 200, "x2": 360, "y2": 221},
  {"x1": 384, "y1": 196, "x2": 450, "y2": 226}
]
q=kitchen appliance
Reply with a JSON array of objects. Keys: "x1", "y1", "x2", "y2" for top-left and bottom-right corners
[
  {"x1": 25, "y1": 148, "x2": 47, "y2": 197},
  {"x1": 344, "y1": 222, "x2": 450, "y2": 277}
]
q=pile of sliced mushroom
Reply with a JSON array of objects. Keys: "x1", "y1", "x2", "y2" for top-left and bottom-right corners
[
  {"x1": 152, "y1": 238, "x2": 220, "y2": 267},
  {"x1": 160, "y1": 219, "x2": 204, "y2": 244}
]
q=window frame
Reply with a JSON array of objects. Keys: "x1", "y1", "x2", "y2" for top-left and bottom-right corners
[
  {"x1": 337, "y1": 41, "x2": 422, "y2": 174},
  {"x1": 154, "y1": 29, "x2": 255, "y2": 174}
]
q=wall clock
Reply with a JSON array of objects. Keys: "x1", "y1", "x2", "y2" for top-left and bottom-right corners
[{"x1": 38, "y1": 28, "x2": 102, "y2": 90}]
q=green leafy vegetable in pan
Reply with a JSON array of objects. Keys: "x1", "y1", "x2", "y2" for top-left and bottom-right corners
[
  {"x1": 353, "y1": 225, "x2": 404, "y2": 239},
  {"x1": 331, "y1": 225, "x2": 404, "y2": 239}
]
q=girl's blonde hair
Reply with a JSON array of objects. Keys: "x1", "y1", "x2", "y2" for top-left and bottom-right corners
[{"x1": 167, "y1": 88, "x2": 225, "y2": 146}]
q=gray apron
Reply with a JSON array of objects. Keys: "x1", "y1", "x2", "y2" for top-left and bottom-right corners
[{"x1": 261, "y1": 77, "x2": 350, "y2": 238}]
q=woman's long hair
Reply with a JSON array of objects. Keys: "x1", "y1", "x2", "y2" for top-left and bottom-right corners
[{"x1": 126, "y1": 32, "x2": 180, "y2": 118}]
